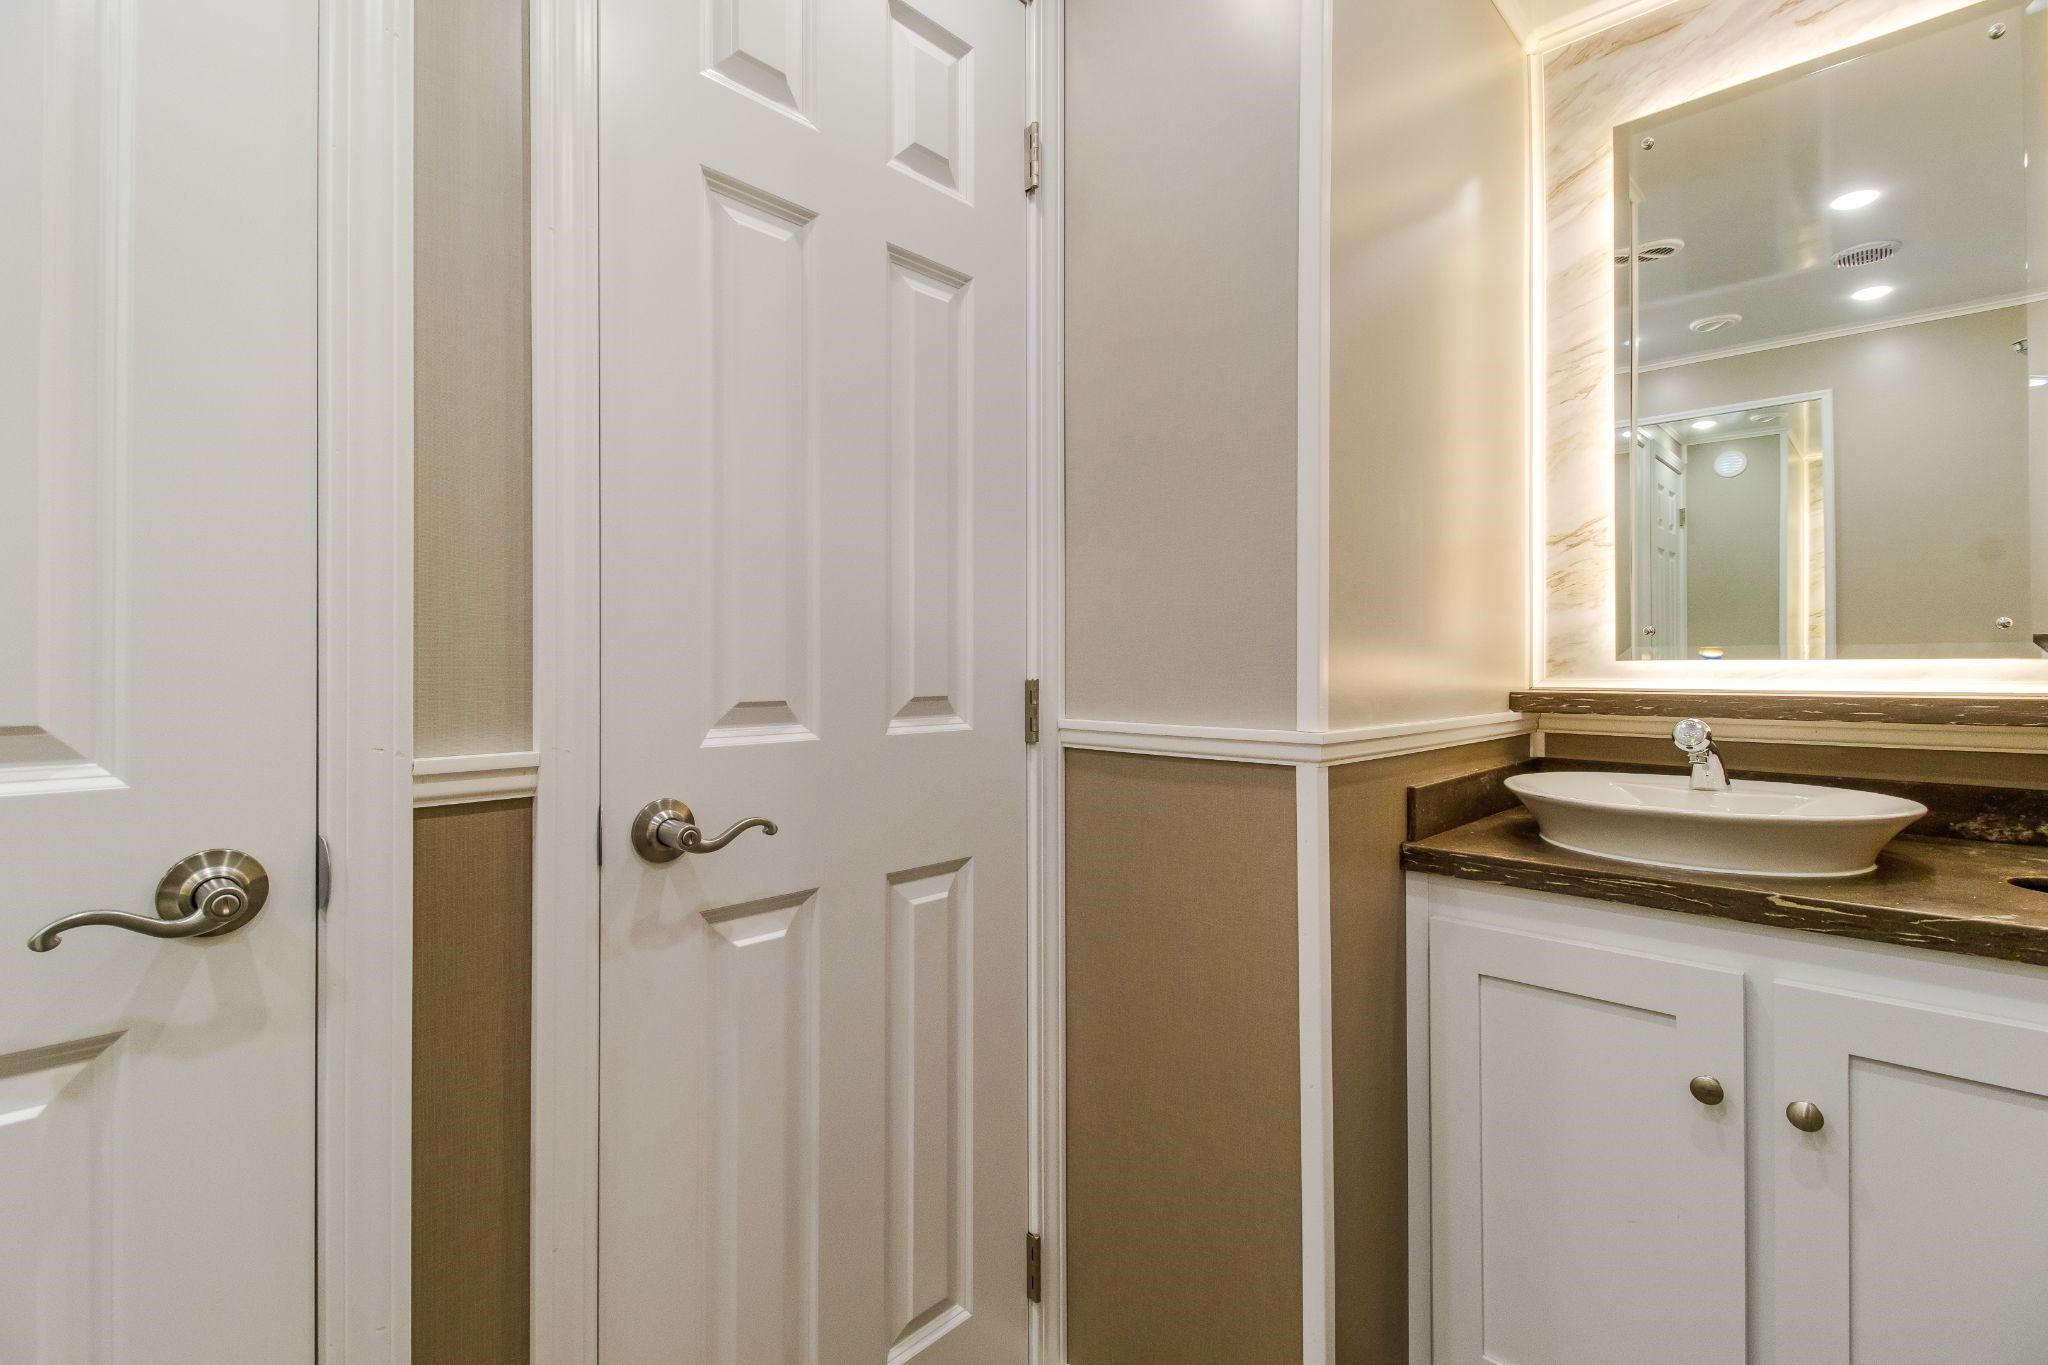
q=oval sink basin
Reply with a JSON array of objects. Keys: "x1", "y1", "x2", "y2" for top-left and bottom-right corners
[{"x1": 1504, "y1": 771, "x2": 1927, "y2": 879}]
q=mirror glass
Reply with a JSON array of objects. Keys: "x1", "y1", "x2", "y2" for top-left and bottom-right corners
[{"x1": 1613, "y1": 1, "x2": 2047, "y2": 660}]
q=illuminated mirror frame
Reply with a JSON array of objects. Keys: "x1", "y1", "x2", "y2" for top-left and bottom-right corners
[{"x1": 1535, "y1": 0, "x2": 2048, "y2": 693}]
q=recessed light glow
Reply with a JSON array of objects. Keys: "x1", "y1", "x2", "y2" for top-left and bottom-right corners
[
  {"x1": 1691, "y1": 418, "x2": 1719, "y2": 431},
  {"x1": 2031, "y1": 376, "x2": 2048, "y2": 389},
  {"x1": 1830, "y1": 188, "x2": 1883, "y2": 212},
  {"x1": 1851, "y1": 284, "x2": 1894, "y2": 302}
]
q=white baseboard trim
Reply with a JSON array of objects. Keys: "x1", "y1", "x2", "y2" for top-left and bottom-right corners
[
  {"x1": 1536, "y1": 713, "x2": 2048, "y2": 755},
  {"x1": 1058, "y1": 712, "x2": 1534, "y2": 766},
  {"x1": 412, "y1": 752, "x2": 542, "y2": 806}
]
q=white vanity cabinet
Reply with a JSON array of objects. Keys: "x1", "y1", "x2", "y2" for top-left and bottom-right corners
[{"x1": 1408, "y1": 875, "x2": 2048, "y2": 1365}]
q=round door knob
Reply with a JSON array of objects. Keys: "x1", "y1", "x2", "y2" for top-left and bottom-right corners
[
  {"x1": 1786, "y1": 1100, "x2": 1826, "y2": 1133},
  {"x1": 1688, "y1": 1075, "x2": 1725, "y2": 1106}
]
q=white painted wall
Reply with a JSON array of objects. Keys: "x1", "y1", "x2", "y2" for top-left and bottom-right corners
[{"x1": 1326, "y1": 0, "x2": 1531, "y2": 729}]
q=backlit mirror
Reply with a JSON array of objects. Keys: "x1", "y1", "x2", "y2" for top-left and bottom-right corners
[{"x1": 1613, "y1": 1, "x2": 2047, "y2": 660}]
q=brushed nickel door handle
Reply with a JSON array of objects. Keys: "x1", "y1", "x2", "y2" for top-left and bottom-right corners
[
  {"x1": 28, "y1": 850, "x2": 270, "y2": 952},
  {"x1": 630, "y1": 799, "x2": 779, "y2": 864}
]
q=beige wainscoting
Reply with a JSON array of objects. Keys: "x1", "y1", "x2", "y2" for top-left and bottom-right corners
[
  {"x1": 413, "y1": 799, "x2": 534, "y2": 1364},
  {"x1": 1065, "y1": 750, "x2": 1304, "y2": 1362}
]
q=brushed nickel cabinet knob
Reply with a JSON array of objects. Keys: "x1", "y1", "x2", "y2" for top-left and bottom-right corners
[
  {"x1": 1688, "y1": 1075, "x2": 1726, "y2": 1106},
  {"x1": 1786, "y1": 1100, "x2": 1826, "y2": 1133}
]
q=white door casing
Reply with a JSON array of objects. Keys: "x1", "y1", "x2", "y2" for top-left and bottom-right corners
[
  {"x1": 596, "y1": 0, "x2": 1032, "y2": 1358},
  {"x1": 1429, "y1": 918, "x2": 1747, "y2": 1364},
  {"x1": 1772, "y1": 981, "x2": 2048, "y2": 1365},
  {"x1": 0, "y1": 0, "x2": 318, "y2": 1360}
]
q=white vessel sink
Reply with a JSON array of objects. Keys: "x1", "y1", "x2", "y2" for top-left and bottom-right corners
[{"x1": 1504, "y1": 770, "x2": 1927, "y2": 879}]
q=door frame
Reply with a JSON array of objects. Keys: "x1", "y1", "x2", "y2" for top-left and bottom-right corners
[
  {"x1": 319, "y1": 0, "x2": 418, "y2": 1360},
  {"x1": 519, "y1": 1, "x2": 1068, "y2": 1360}
]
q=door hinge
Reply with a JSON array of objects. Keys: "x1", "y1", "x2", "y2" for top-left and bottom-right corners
[
  {"x1": 1025, "y1": 678, "x2": 1041, "y2": 745},
  {"x1": 1025, "y1": 121, "x2": 1042, "y2": 195},
  {"x1": 1678, "y1": 506, "x2": 1688, "y2": 528},
  {"x1": 314, "y1": 834, "x2": 332, "y2": 913},
  {"x1": 1025, "y1": 1231, "x2": 1042, "y2": 1303}
]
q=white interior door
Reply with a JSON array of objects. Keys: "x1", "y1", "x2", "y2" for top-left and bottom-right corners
[
  {"x1": 0, "y1": 1, "x2": 318, "y2": 1359},
  {"x1": 596, "y1": 0, "x2": 1031, "y2": 1359},
  {"x1": 1430, "y1": 919, "x2": 1747, "y2": 1364}
]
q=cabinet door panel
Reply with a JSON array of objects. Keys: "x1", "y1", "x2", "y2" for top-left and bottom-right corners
[
  {"x1": 1773, "y1": 982, "x2": 2048, "y2": 1365},
  {"x1": 1430, "y1": 919, "x2": 1746, "y2": 1365}
]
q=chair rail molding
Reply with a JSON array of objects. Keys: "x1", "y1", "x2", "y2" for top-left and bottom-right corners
[
  {"x1": 1058, "y1": 712, "x2": 1535, "y2": 766},
  {"x1": 411, "y1": 752, "x2": 542, "y2": 806}
]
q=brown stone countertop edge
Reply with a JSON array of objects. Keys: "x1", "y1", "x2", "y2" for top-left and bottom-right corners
[
  {"x1": 1402, "y1": 809, "x2": 2048, "y2": 969},
  {"x1": 1509, "y1": 690, "x2": 2048, "y2": 728}
]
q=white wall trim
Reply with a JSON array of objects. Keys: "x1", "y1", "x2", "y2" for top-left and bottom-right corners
[
  {"x1": 318, "y1": 0, "x2": 415, "y2": 1357},
  {"x1": 1295, "y1": 0, "x2": 1334, "y2": 737},
  {"x1": 528, "y1": 0, "x2": 603, "y2": 1350},
  {"x1": 1027, "y1": 1, "x2": 1068, "y2": 1359},
  {"x1": 411, "y1": 752, "x2": 541, "y2": 806},
  {"x1": 1536, "y1": 711, "x2": 2048, "y2": 754},
  {"x1": 1295, "y1": 763, "x2": 1337, "y2": 1365},
  {"x1": 1059, "y1": 712, "x2": 1535, "y2": 767}
]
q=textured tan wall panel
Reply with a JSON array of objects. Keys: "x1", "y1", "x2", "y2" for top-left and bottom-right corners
[
  {"x1": 1326, "y1": 737, "x2": 1531, "y2": 1364},
  {"x1": 414, "y1": 800, "x2": 533, "y2": 1364},
  {"x1": 1063, "y1": 0, "x2": 1301, "y2": 730},
  {"x1": 415, "y1": 0, "x2": 532, "y2": 757},
  {"x1": 1065, "y1": 750, "x2": 1302, "y2": 1363}
]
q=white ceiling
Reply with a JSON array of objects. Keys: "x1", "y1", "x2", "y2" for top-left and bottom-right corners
[{"x1": 1621, "y1": 2, "x2": 2030, "y2": 366}]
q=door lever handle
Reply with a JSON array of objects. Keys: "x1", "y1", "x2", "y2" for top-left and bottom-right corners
[
  {"x1": 631, "y1": 799, "x2": 779, "y2": 864},
  {"x1": 28, "y1": 850, "x2": 270, "y2": 952}
]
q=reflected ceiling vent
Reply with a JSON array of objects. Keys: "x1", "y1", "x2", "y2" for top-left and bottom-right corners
[
  {"x1": 1833, "y1": 240, "x2": 1902, "y2": 269},
  {"x1": 1614, "y1": 237, "x2": 1686, "y2": 266},
  {"x1": 1689, "y1": 313, "x2": 1744, "y2": 333}
]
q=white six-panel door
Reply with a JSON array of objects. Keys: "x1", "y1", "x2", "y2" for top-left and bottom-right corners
[
  {"x1": 0, "y1": 0, "x2": 319, "y2": 1359},
  {"x1": 596, "y1": 0, "x2": 1031, "y2": 1359}
]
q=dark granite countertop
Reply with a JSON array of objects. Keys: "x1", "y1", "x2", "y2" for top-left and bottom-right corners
[{"x1": 1403, "y1": 809, "x2": 2048, "y2": 967}]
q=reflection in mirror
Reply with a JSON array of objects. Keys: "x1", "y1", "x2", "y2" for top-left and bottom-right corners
[{"x1": 1613, "y1": 0, "x2": 2047, "y2": 661}]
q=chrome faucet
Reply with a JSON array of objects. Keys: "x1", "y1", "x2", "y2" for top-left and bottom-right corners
[{"x1": 1673, "y1": 718, "x2": 1729, "y2": 791}]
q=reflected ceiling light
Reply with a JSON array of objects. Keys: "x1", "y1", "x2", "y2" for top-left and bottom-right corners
[
  {"x1": 1691, "y1": 418, "x2": 1719, "y2": 431},
  {"x1": 2031, "y1": 376, "x2": 2048, "y2": 388},
  {"x1": 1749, "y1": 413, "x2": 1773, "y2": 422},
  {"x1": 1850, "y1": 284, "x2": 1894, "y2": 302},
  {"x1": 1690, "y1": 313, "x2": 1743, "y2": 333},
  {"x1": 1829, "y1": 188, "x2": 1883, "y2": 211}
]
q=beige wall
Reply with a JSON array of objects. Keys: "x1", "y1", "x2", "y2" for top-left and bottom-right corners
[
  {"x1": 413, "y1": 0, "x2": 533, "y2": 1358},
  {"x1": 1683, "y1": 433, "x2": 1782, "y2": 656},
  {"x1": 1065, "y1": 751, "x2": 1303, "y2": 1363},
  {"x1": 1328, "y1": 736, "x2": 1532, "y2": 1364},
  {"x1": 1326, "y1": 0, "x2": 1529, "y2": 730},
  {"x1": 416, "y1": 0, "x2": 532, "y2": 758},
  {"x1": 1641, "y1": 306, "x2": 2030, "y2": 657},
  {"x1": 1064, "y1": 0, "x2": 1302, "y2": 730},
  {"x1": 413, "y1": 801, "x2": 533, "y2": 1365}
]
